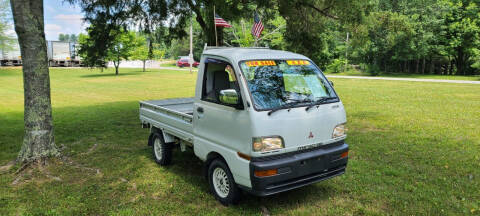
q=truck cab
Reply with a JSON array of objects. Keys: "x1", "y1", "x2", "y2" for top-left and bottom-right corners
[{"x1": 140, "y1": 47, "x2": 348, "y2": 205}]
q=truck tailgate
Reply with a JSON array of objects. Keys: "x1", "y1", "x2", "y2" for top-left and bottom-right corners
[{"x1": 140, "y1": 98, "x2": 194, "y2": 141}]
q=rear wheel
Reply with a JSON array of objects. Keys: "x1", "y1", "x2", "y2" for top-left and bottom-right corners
[
  {"x1": 152, "y1": 133, "x2": 172, "y2": 166},
  {"x1": 208, "y1": 159, "x2": 241, "y2": 205}
]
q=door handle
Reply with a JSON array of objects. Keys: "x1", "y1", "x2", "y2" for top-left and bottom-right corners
[{"x1": 197, "y1": 107, "x2": 204, "y2": 113}]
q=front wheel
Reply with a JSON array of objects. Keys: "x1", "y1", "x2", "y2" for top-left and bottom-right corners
[
  {"x1": 208, "y1": 159, "x2": 241, "y2": 205},
  {"x1": 152, "y1": 133, "x2": 172, "y2": 166}
]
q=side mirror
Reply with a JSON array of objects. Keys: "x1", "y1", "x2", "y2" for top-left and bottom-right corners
[
  {"x1": 329, "y1": 80, "x2": 334, "y2": 87},
  {"x1": 219, "y1": 89, "x2": 240, "y2": 105}
]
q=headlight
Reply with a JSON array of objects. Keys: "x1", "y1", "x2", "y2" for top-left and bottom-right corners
[
  {"x1": 253, "y1": 137, "x2": 284, "y2": 152},
  {"x1": 332, "y1": 123, "x2": 347, "y2": 138}
]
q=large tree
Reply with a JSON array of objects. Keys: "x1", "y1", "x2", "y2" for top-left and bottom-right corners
[
  {"x1": 68, "y1": 0, "x2": 168, "y2": 68},
  {"x1": 10, "y1": 0, "x2": 59, "y2": 163},
  {"x1": 167, "y1": 0, "x2": 264, "y2": 46},
  {"x1": 105, "y1": 30, "x2": 138, "y2": 75},
  {"x1": 131, "y1": 34, "x2": 149, "y2": 72},
  {"x1": 438, "y1": 0, "x2": 480, "y2": 75},
  {"x1": 276, "y1": 0, "x2": 374, "y2": 67}
]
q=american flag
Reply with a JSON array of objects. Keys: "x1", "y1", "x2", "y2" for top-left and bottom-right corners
[
  {"x1": 251, "y1": 12, "x2": 264, "y2": 38},
  {"x1": 214, "y1": 14, "x2": 232, "y2": 28}
]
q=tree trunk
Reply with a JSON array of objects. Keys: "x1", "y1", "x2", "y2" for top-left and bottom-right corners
[
  {"x1": 456, "y1": 52, "x2": 467, "y2": 75},
  {"x1": 456, "y1": 51, "x2": 465, "y2": 76},
  {"x1": 383, "y1": 59, "x2": 387, "y2": 73},
  {"x1": 185, "y1": 0, "x2": 216, "y2": 45},
  {"x1": 449, "y1": 60, "x2": 454, "y2": 75},
  {"x1": 415, "y1": 59, "x2": 419, "y2": 74},
  {"x1": 430, "y1": 58, "x2": 435, "y2": 74},
  {"x1": 143, "y1": 60, "x2": 146, "y2": 72},
  {"x1": 115, "y1": 62, "x2": 119, "y2": 75},
  {"x1": 11, "y1": 0, "x2": 59, "y2": 163},
  {"x1": 407, "y1": 60, "x2": 410, "y2": 73},
  {"x1": 114, "y1": 56, "x2": 119, "y2": 75},
  {"x1": 218, "y1": 27, "x2": 224, "y2": 46},
  {"x1": 422, "y1": 57, "x2": 426, "y2": 74}
]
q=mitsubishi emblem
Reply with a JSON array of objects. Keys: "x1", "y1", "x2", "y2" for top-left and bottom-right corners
[{"x1": 308, "y1": 132, "x2": 314, "y2": 139}]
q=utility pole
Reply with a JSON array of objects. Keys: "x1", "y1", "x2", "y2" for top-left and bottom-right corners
[
  {"x1": 189, "y1": 16, "x2": 194, "y2": 74},
  {"x1": 241, "y1": 19, "x2": 246, "y2": 44},
  {"x1": 345, "y1": 32, "x2": 349, "y2": 72},
  {"x1": 241, "y1": 19, "x2": 246, "y2": 38}
]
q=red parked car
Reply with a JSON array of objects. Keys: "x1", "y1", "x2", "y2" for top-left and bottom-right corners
[{"x1": 176, "y1": 57, "x2": 199, "y2": 68}]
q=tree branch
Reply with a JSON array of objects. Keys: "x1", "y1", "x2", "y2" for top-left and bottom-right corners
[
  {"x1": 257, "y1": 24, "x2": 285, "y2": 42},
  {"x1": 184, "y1": 0, "x2": 207, "y2": 31},
  {"x1": 302, "y1": 3, "x2": 338, "y2": 19}
]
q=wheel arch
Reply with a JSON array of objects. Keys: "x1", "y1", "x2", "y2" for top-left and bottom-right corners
[
  {"x1": 204, "y1": 151, "x2": 227, "y2": 180},
  {"x1": 148, "y1": 127, "x2": 163, "y2": 146}
]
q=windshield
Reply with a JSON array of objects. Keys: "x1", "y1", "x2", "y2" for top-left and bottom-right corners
[{"x1": 239, "y1": 59, "x2": 338, "y2": 110}]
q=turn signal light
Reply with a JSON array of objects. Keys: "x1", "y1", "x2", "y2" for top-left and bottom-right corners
[
  {"x1": 237, "y1": 152, "x2": 251, "y2": 161},
  {"x1": 254, "y1": 169, "x2": 278, "y2": 177},
  {"x1": 340, "y1": 151, "x2": 349, "y2": 158}
]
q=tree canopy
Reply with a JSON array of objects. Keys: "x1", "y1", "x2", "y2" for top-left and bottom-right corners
[
  {"x1": 71, "y1": 0, "x2": 480, "y2": 75},
  {"x1": 58, "y1": 33, "x2": 78, "y2": 43}
]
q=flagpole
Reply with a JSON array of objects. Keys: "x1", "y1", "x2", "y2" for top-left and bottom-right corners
[
  {"x1": 253, "y1": 11, "x2": 258, "y2": 47},
  {"x1": 189, "y1": 16, "x2": 193, "y2": 74},
  {"x1": 214, "y1": 5, "x2": 218, "y2": 46}
]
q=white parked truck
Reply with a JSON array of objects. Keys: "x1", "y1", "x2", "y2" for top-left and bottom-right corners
[
  {"x1": 139, "y1": 47, "x2": 349, "y2": 205},
  {"x1": 0, "y1": 40, "x2": 82, "y2": 67},
  {"x1": 47, "y1": 41, "x2": 82, "y2": 67},
  {"x1": 0, "y1": 41, "x2": 22, "y2": 66}
]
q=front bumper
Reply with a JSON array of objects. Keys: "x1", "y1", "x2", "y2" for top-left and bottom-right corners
[{"x1": 243, "y1": 141, "x2": 348, "y2": 196}]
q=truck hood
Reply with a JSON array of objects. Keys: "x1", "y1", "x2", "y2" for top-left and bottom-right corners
[{"x1": 249, "y1": 102, "x2": 347, "y2": 157}]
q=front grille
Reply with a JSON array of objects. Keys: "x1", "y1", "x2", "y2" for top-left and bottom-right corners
[{"x1": 251, "y1": 140, "x2": 345, "y2": 162}]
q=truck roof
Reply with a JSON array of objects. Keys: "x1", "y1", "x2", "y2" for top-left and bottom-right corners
[{"x1": 202, "y1": 47, "x2": 309, "y2": 63}]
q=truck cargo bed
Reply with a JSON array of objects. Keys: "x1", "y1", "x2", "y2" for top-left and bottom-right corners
[
  {"x1": 140, "y1": 98, "x2": 194, "y2": 142},
  {"x1": 143, "y1": 98, "x2": 194, "y2": 115}
]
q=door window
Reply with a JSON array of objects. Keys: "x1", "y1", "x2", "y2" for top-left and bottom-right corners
[{"x1": 201, "y1": 58, "x2": 242, "y2": 108}]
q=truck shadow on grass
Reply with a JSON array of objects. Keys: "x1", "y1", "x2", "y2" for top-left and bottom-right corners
[
  {"x1": 159, "y1": 147, "x2": 338, "y2": 210},
  {"x1": 1, "y1": 100, "x2": 339, "y2": 214}
]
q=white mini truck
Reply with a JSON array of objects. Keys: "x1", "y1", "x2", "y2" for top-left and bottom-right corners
[{"x1": 140, "y1": 47, "x2": 349, "y2": 205}]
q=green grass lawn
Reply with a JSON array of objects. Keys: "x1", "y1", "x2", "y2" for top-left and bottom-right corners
[
  {"x1": 1, "y1": 67, "x2": 479, "y2": 215},
  {"x1": 325, "y1": 70, "x2": 480, "y2": 81}
]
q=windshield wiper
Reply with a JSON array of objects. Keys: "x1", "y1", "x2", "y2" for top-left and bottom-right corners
[
  {"x1": 305, "y1": 97, "x2": 337, "y2": 111},
  {"x1": 267, "y1": 99, "x2": 312, "y2": 116}
]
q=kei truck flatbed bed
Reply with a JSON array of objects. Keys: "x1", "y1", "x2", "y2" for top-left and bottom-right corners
[{"x1": 140, "y1": 47, "x2": 349, "y2": 205}]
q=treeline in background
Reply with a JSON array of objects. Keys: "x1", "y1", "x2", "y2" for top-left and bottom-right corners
[
  {"x1": 163, "y1": 0, "x2": 480, "y2": 76},
  {"x1": 2, "y1": 0, "x2": 479, "y2": 76}
]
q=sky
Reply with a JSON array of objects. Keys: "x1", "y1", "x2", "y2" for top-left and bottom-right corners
[
  {"x1": 43, "y1": 0, "x2": 85, "y2": 41},
  {"x1": 5, "y1": 0, "x2": 86, "y2": 41}
]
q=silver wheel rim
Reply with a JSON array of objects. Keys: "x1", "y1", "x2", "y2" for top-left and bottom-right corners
[
  {"x1": 154, "y1": 138, "x2": 162, "y2": 160},
  {"x1": 212, "y1": 167, "x2": 230, "y2": 198}
]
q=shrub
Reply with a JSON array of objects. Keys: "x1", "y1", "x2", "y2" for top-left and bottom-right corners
[
  {"x1": 325, "y1": 58, "x2": 347, "y2": 73},
  {"x1": 360, "y1": 63, "x2": 380, "y2": 76}
]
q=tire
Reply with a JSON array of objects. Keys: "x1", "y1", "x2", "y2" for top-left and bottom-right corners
[
  {"x1": 208, "y1": 159, "x2": 241, "y2": 205},
  {"x1": 151, "y1": 133, "x2": 172, "y2": 166}
]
